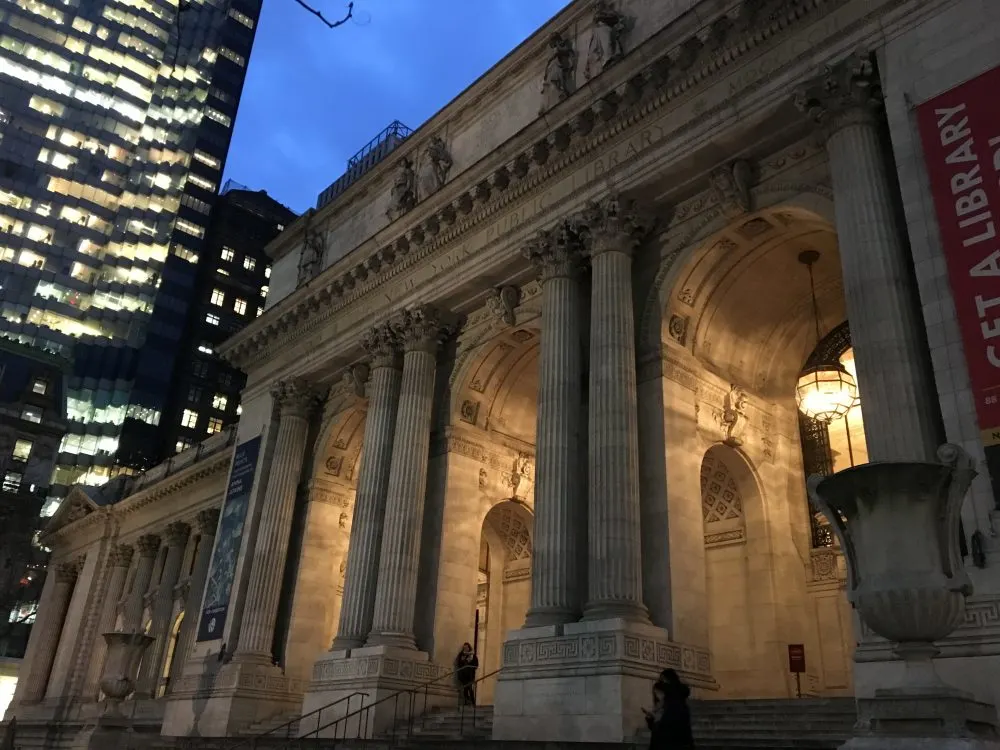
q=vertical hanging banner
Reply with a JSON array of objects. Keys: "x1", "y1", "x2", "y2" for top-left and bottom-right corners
[
  {"x1": 916, "y1": 67, "x2": 1000, "y2": 469},
  {"x1": 197, "y1": 435, "x2": 262, "y2": 642}
]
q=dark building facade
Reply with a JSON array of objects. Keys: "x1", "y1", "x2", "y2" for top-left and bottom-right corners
[
  {"x1": 0, "y1": 340, "x2": 68, "y2": 660},
  {"x1": 155, "y1": 184, "x2": 295, "y2": 461},
  {"x1": 0, "y1": 0, "x2": 266, "y2": 503}
]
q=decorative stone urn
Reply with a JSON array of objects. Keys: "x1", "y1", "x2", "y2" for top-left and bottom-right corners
[
  {"x1": 809, "y1": 444, "x2": 1000, "y2": 747},
  {"x1": 99, "y1": 632, "x2": 153, "y2": 717}
]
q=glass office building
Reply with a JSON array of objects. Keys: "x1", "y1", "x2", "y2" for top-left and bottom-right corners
[{"x1": 0, "y1": 0, "x2": 263, "y2": 510}]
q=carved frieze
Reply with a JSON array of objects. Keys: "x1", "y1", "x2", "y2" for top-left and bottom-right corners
[
  {"x1": 539, "y1": 32, "x2": 576, "y2": 112},
  {"x1": 487, "y1": 285, "x2": 521, "y2": 327},
  {"x1": 418, "y1": 136, "x2": 452, "y2": 201},
  {"x1": 584, "y1": 1, "x2": 630, "y2": 80},
  {"x1": 709, "y1": 160, "x2": 754, "y2": 219},
  {"x1": 386, "y1": 157, "x2": 417, "y2": 220}
]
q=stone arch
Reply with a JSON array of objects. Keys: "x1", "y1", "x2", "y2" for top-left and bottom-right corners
[{"x1": 700, "y1": 444, "x2": 750, "y2": 548}]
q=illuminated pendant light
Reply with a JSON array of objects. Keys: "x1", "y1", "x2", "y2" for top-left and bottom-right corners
[{"x1": 795, "y1": 250, "x2": 858, "y2": 423}]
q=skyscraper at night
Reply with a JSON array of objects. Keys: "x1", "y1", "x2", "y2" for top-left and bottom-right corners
[{"x1": 0, "y1": 0, "x2": 263, "y2": 509}]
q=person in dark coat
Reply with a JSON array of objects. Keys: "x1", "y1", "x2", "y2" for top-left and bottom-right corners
[
  {"x1": 455, "y1": 642, "x2": 479, "y2": 706},
  {"x1": 643, "y1": 668, "x2": 695, "y2": 749}
]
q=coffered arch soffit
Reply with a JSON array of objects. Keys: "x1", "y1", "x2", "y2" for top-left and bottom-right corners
[
  {"x1": 313, "y1": 398, "x2": 366, "y2": 488},
  {"x1": 645, "y1": 191, "x2": 846, "y2": 398}
]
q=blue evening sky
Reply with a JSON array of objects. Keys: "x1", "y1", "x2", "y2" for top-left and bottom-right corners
[{"x1": 223, "y1": 0, "x2": 571, "y2": 215}]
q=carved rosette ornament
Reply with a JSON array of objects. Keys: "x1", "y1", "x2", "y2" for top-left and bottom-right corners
[
  {"x1": 579, "y1": 195, "x2": 651, "y2": 258},
  {"x1": 362, "y1": 323, "x2": 402, "y2": 369},
  {"x1": 710, "y1": 159, "x2": 754, "y2": 219},
  {"x1": 136, "y1": 534, "x2": 161, "y2": 559},
  {"x1": 487, "y1": 285, "x2": 521, "y2": 327},
  {"x1": 390, "y1": 305, "x2": 454, "y2": 354},
  {"x1": 195, "y1": 508, "x2": 220, "y2": 535},
  {"x1": 523, "y1": 224, "x2": 584, "y2": 282},
  {"x1": 110, "y1": 544, "x2": 134, "y2": 568},
  {"x1": 793, "y1": 50, "x2": 883, "y2": 132},
  {"x1": 271, "y1": 378, "x2": 322, "y2": 419}
]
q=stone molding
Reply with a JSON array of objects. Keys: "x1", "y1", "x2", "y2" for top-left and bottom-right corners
[
  {"x1": 501, "y1": 627, "x2": 715, "y2": 690},
  {"x1": 219, "y1": 0, "x2": 861, "y2": 371},
  {"x1": 168, "y1": 663, "x2": 307, "y2": 700},
  {"x1": 309, "y1": 652, "x2": 450, "y2": 687},
  {"x1": 431, "y1": 427, "x2": 534, "y2": 475}
]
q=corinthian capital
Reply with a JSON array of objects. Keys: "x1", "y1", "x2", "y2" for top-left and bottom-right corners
[
  {"x1": 164, "y1": 521, "x2": 191, "y2": 547},
  {"x1": 793, "y1": 51, "x2": 882, "y2": 132},
  {"x1": 271, "y1": 378, "x2": 322, "y2": 418},
  {"x1": 196, "y1": 508, "x2": 220, "y2": 536},
  {"x1": 137, "y1": 534, "x2": 161, "y2": 558},
  {"x1": 55, "y1": 560, "x2": 81, "y2": 584},
  {"x1": 390, "y1": 305, "x2": 454, "y2": 354},
  {"x1": 362, "y1": 324, "x2": 401, "y2": 369},
  {"x1": 579, "y1": 195, "x2": 651, "y2": 258},
  {"x1": 523, "y1": 223, "x2": 584, "y2": 282},
  {"x1": 110, "y1": 544, "x2": 134, "y2": 568}
]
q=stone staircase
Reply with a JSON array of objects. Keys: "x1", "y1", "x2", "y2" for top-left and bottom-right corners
[
  {"x1": 236, "y1": 711, "x2": 300, "y2": 739},
  {"x1": 380, "y1": 703, "x2": 494, "y2": 745}
]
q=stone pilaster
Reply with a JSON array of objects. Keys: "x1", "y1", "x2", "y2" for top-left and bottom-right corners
[
  {"x1": 121, "y1": 534, "x2": 161, "y2": 633},
  {"x1": 137, "y1": 522, "x2": 190, "y2": 698},
  {"x1": 82, "y1": 544, "x2": 133, "y2": 700},
  {"x1": 522, "y1": 224, "x2": 586, "y2": 626},
  {"x1": 170, "y1": 508, "x2": 219, "y2": 684},
  {"x1": 20, "y1": 561, "x2": 80, "y2": 702},
  {"x1": 235, "y1": 378, "x2": 320, "y2": 661},
  {"x1": 794, "y1": 52, "x2": 941, "y2": 463},
  {"x1": 580, "y1": 196, "x2": 649, "y2": 622},
  {"x1": 367, "y1": 306, "x2": 452, "y2": 649},
  {"x1": 333, "y1": 325, "x2": 403, "y2": 650}
]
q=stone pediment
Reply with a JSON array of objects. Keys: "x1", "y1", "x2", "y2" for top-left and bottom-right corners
[
  {"x1": 42, "y1": 486, "x2": 100, "y2": 537},
  {"x1": 219, "y1": 0, "x2": 859, "y2": 374}
]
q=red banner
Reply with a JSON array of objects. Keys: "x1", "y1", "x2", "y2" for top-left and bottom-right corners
[{"x1": 917, "y1": 67, "x2": 1000, "y2": 448}]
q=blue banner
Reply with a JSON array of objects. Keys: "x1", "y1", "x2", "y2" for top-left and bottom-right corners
[{"x1": 197, "y1": 435, "x2": 261, "y2": 642}]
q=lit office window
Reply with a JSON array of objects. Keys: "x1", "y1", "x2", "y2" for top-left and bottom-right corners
[
  {"x1": 32, "y1": 378, "x2": 48, "y2": 394},
  {"x1": 264, "y1": 266, "x2": 271, "y2": 278},
  {"x1": 181, "y1": 409, "x2": 199, "y2": 429},
  {"x1": 205, "y1": 313, "x2": 220, "y2": 326},
  {"x1": 3, "y1": 471, "x2": 23, "y2": 493},
  {"x1": 234, "y1": 298, "x2": 246, "y2": 315},
  {"x1": 206, "y1": 417, "x2": 223, "y2": 435},
  {"x1": 212, "y1": 394, "x2": 227, "y2": 410},
  {"x1": 221, "y1": 247, "x2": 235, "y2": 262},
  {"x1": 12, "y1": 439, "x2": 33, "y2": 461},
  {"x1": 210, "y1": 288, "x2": 224, "y2": 305},
  {"x1": 21, "y1": 408, "x2": 42, "y2": 424},
  {"x1": 175, "y1": 440, "x2": 192, "y2": 454},
  {"x1": 243, "y1": 257, "x2": 256, "y2": 271}
]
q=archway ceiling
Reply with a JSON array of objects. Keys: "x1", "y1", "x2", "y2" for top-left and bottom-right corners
[{"x1": 673, "y1": 210, "x2": 847, "y2": 397}]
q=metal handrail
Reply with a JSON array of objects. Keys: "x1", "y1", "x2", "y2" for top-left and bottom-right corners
[
  {"x1": 457, "y1": 666, "x2": 502, "y2": 738},
  {"x1": 299, "y1": 667, "x2": 464, "y2": 746},
  {"x1": 227, "y1": 690, "x2": 368, "y2": 749}
]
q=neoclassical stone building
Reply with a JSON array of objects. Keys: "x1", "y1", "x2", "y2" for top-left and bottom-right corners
[{"x1": 7, "y1": 0, "x2": 1000, "y2": 745}]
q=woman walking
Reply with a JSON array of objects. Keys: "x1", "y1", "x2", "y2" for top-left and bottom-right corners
[{"x1": 644, "y1": 668, "x2": 695, "y2": 749}]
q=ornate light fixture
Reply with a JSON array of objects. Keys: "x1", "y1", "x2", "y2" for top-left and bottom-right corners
[{"x1": 795, "y1": 250, "x2": 858, "y2": 423}]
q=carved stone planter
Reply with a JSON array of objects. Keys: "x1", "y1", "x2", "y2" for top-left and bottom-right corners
[
  {"x1": 99, "y1": 632, "x2": 153, "y2": 717},
  {"x1": 809, "y1": 444, "x2": 1000, "y2": 748}
]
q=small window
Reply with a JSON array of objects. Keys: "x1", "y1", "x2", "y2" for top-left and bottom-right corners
[
  {"x1": 205, "y1": 313, "x2": 220, "y2": 326},
  {"x1": 256, "y1": 307, "x2": 263, "y2": 317},
  {"x1": 210, "y1": 288, "x2": 224, "y2": 306},
  {"x1": 3, "y1": 471, "x2": 23, "y2": 493},
  {"x1": 12, "y1": 439, "x2": 32, "y2": 461},
  {"x1": 21, "y1": 408, "x2": 42, "y2": 424},
  {"x1": 188, "y1": 387, "x2": 202, "y2": 402},
  {"x1": 175, "y1": 440, "x2": 192, "y2": 454},
  {"x1": 206, "y1": 417, "x2": 223, "y2": 435},
  {"x1": 260, "y1": 286, "x2": 268, "y2": 298},
  {"x1": 236, "y1": 404, "x2": 242, "y2": 416},
  {"x1": 181, "y1": 409, "x2": 199, "y2": 429},
  {"x1": 220, "y1": 247, "x2": 235, "y2": 262},
  {"x1": 243, "y1": 257, "x2": 256, "y2": 271},
  {"x1": 198, "y1": 344, "x2": 213, "y2": 355},
  {"x1": 264, "y1": 266, "x2": 271, "y2": 278},
  {"x1": 234, "y1": 298, "x2": 246, "y2": 316},
  {"x1": 31, "y1": 379, "x2": 48, "y2": 395},
  {"x1": 212, "y1": 393, "x2": 228, "y2": 410}
]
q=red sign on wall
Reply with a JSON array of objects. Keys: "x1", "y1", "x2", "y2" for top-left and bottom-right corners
[
  {"x1": 788, "y1": 644, "x2": 806, "y2": 674},
  {"x1": 916, "y1": 67, "x2": 1000, "y2": 449}
]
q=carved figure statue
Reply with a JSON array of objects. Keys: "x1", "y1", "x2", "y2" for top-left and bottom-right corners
[
  {"x1": 710, "y1": 159, "x2": 754, "y2": 219},
  {"x1": 487, "y1": 285, "x2": 521, "y2": 327},
  {"x1": 584, "y1": 1, "x2": 629, "y2": 80},
  {"x1": 508, "y1": 453, "x2": 533, "y2": 500},
  {"x1": 418, "y1": 136, "x2": 453, "y2": 201},
  {"x1": 540, "y1": 32, "x2": 576, "y2": 112},
  {"x1": 721, "y1": 385, "x2": 749, "y2": 447},
  {"x1": 297, "y1": 215, "x2": 325, "y2": 286},
  {"x1": 387, "y1": 157, "x2": 416, "y2": 220}
]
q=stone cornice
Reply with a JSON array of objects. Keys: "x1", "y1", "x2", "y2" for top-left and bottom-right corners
[
  {"x1": 116, "y1": 448, "x2": 231, "y2": 517},
  {"x1": 221, "y1": 0, "x2": 845, "y2": 372}
]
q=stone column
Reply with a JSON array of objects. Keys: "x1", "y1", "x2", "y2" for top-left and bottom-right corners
[
  {"x1": 235, "y1": 379, "x2": 319, "y2": 661},
  {"x1": 170, "y1": 508, "x2": 219, "y2": 682},
  {"x1": 794, "y1": 52, "x2": 941, "y2": 463},
  {"x1": 333, "y1": 326, "x2": 403, "y2": 649},
  {"x1": 137, "y1": 522, "x2": 190, "y2": 697},
  {"x1": 367, "y1": 306, "x2": 451, "y2": 649},
  {"x1": 581, "y1": 197, "x2": 649, "y2": 623},
  {"x1": 20, "y1": 561, "x2": 79, "y2": 702},
  {"x1": 83, "y1": 544, "x2": 133, "y2": 699},
  {"x1": 522, "y1": 224, "x2": 586, "y2": 626},
  {"x1": 121, "y1": 535, "x2": 161, "y2": 633}
]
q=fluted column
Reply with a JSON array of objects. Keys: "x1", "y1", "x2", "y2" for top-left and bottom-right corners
[
  {"x1": 581, "y1": 197, "x2": 649, "y2": 623},
  {"x1": 121, "y1": 535, "x2": 161, "y2": 633},
  {"x1": 169, "y1": 508, "x2": 219, "y2": 683},
  {"x1": 522, "y1": 224, "x2": 586, "y2": 626},
  {"x1": 367, "y1": 306, "x2": 452, "y2": 649},
  {"x1": 333, "y1": 326, "x2": 403, "y2": 649},
  {"x1": 21, "y1": 561, "x2": 79, "y2": 702},
  {"x1": 795, "y1": 52, "x2": 941, "y2": 463},
  {"x1": 137, "y1": 522, "x2": 190, "y2": 697},
  {"x1": 236, "y1": 379, "x2": 319, "y2": 660},
  {"x1": 83, "y1": 544, "x2": 133, "y2": 699}
]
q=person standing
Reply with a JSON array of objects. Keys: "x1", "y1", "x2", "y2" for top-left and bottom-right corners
[
  {"x1": 455, "y1": 642, "x2": 479, "y2": 706},
  {"x1": 643, "y1": 668, "x2": 695, "y2": 749}
]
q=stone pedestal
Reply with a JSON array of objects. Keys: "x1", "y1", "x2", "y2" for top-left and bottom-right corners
[
  {"x1": 492, "y1": 619, "x2": 715, "y2": 743},
  {"x1": 300, "y1": 646, "x2": 452, "y2": 738},
  {"x1": 840, "y1": 694, "x2": 1000, "y2": 749}
]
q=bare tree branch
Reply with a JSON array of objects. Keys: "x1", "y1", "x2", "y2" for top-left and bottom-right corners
[{"x1": 293, "y1": 0, "x2": 354, "y2": 28}]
